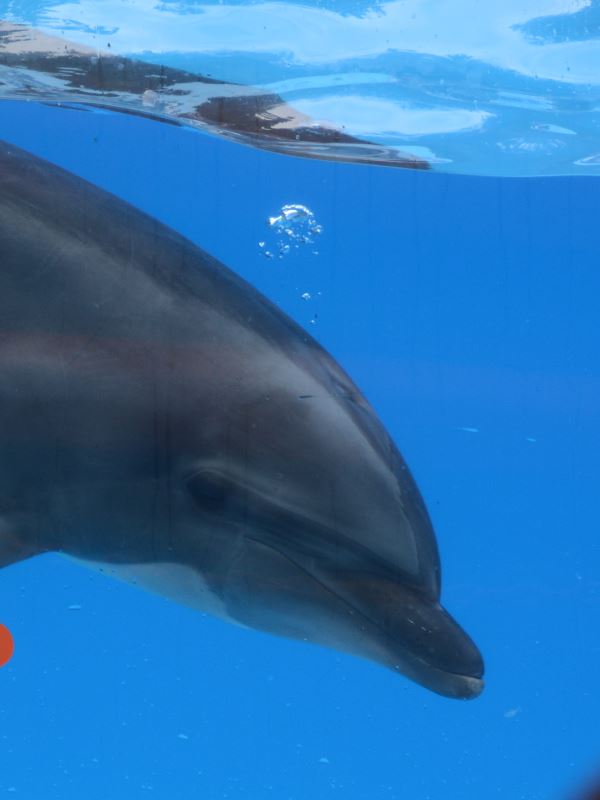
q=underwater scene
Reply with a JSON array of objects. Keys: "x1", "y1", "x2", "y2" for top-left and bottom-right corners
[{"x1": 0, "y1": 1, "x2": 599, "y2": 798}]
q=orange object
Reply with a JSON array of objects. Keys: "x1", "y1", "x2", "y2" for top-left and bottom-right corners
[{"x1": 0, "y1": 624, "x2": 14, "y2": 667}]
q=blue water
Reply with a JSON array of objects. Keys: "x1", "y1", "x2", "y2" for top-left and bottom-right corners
[{"x1": 0, "y1": 98, "x2": 599, "y2": 799}]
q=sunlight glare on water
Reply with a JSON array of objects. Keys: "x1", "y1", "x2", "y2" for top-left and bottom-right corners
[{"x1": 0, "y1": 0, "x2": 598, "y2": 174}]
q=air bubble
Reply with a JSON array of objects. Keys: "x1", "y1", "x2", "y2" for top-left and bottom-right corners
[{"x1": 260, "y1": 203, "x2": 323, "y2": 260}]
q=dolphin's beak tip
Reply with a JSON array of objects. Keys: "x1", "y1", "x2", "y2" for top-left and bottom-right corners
[{"x1": 457, "y1": 674, "x2": 485, "y2": 700}]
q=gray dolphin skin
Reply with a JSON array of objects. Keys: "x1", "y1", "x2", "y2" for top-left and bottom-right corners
[{"x1": 0, "y1": 141, "x2": 483, "y2": 698}]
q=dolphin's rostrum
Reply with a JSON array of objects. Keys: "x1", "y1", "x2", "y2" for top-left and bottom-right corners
[{"x1": 0, "y1": 141, "x2": 483, "y2": 698}]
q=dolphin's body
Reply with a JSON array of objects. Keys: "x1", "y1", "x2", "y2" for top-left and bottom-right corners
[{"x1": 0, "y1": 141, "x2": 483, "y2": 698}]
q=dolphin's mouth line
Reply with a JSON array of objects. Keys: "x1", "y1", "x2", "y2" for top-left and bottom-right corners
[
  {"x1": 187, "y1": 465, "x2": 428, "y2": 596},
  {"x1": 244, "y1": 534, "x2": 481, "y2": 686},
  {"x1": 186, "y1": 465, "x2": 480, "y2": 687}
]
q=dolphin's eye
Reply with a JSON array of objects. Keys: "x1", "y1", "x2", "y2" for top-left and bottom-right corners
[{"x1": 186, "y1": 470, "x2": 232, "y2": 515}]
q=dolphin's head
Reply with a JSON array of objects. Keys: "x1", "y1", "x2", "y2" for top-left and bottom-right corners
[
  {"x1": 0, "y1": 138, "x2": 479, "y2": 697},
  {"x1": 180, "y1": 341, "x2": 484, "y2": 699}
]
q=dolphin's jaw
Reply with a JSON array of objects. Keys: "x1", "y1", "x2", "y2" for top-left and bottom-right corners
[
  {"x1": 265, "y1": 547, "x2": 485, "y2": 697},
  {"x1": 387, "y1": 655, "x2": 485, "y2": 699},
  {"x1": 324, "y1": 583, "x2": 485, "y2": 699},
  {"x1": 387, "y1": 646, "x2": 485, "y2": 700},
  {"x1": 217, "y1": 535, "x2": 484, "y2": 698}
]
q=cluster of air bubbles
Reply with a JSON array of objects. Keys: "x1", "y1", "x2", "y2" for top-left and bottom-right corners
[{"x1": 258, "y1": 204, "x2": 323, "y2": 260}]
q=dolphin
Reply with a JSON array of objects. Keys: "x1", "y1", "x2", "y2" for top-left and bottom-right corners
[{"x1": 0, "y1": 141, "x2": 483, "y2": 698}]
